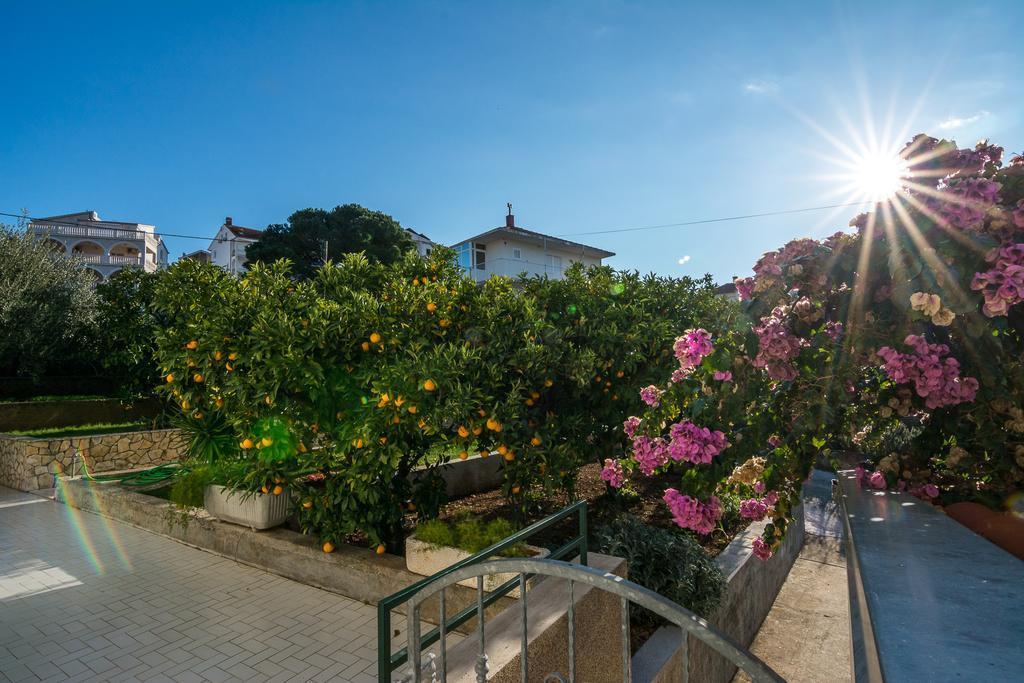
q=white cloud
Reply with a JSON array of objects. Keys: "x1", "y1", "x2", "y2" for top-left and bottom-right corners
[
  {"x1": 677, "y1": 255, "x2": 691, "y2": 265},
  {"x1": 936, "y1": 110, "x2": 989, "y2": 131},
  {"x1": 743, "y1": 80, "x2": 779, "y2": 95}
]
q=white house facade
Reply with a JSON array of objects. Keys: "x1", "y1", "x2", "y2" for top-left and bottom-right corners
[
  {"x1": 208, "y1": 217, "x2": 263, "y2": 275},
  {"x1": 30, "y1": 210, "x2": 168, "y2": 283},
  {"x1": 452, "y1": 209, "x2": 614, "y2": 282},
  {"x1": 406, "y1": 228, "x2": 436, "y2": 257}
]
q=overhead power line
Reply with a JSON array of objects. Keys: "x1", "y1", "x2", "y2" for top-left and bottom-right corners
[
  {"x1": 1, "y1": 198, "x2": 874, "y2": 248},
  {"x1": 556, "y1": 200, "x2": 872, "y2": 237}
]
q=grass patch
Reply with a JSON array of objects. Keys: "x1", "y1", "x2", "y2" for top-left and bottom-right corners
[
  {"x1": 7, "y1": 420, "x2": 151, "y2": 438},
  {"x1": 0, "y1": 394, "x2": 112, "y2": 403},
  {"x1": 414, "y1": 515, "x2": 526, "y2": 556}
]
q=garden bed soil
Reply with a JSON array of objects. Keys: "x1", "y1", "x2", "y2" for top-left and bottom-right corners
[{"x1": 433, "y1": 462, "x2": 745, "y2": 558}]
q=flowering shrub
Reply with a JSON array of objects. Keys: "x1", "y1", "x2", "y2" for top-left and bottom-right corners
[{"x1": 601, "y1": 134, "x2": 1024, "y2": 560}]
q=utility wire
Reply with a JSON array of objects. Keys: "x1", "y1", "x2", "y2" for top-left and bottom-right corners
[
  {"x1": 1, "y1": 198, "x2": 873, "y2": 247},
  {"x1": 556, "y1": 200, "x2": 871, "y2": 237}
]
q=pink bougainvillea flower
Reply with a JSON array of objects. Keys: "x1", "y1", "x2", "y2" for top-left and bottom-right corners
[
  {"x1": 910, "y1": 292, "x2": 942, "y2": 317},
  {"x1": 622, "y1": 416, "x2": 641, "y2": 439},
  {"x1": 869, "y1": 471, "x2": 887, "y2": 490},
  {"x1": 639, "y1": 385, "x2": 663, "y2": 407},
  {"x1": 753, "y1": 480, "x2": 767, "y2": 494},
  {"x1": 667, "y1": 421, "x2": 730, "y2": 464},
  {"x1": 752, "y1": 537, "x2": 772, "y2": 561},
  {"x1": 600, "y1": 459, "x2": 624, "y2": 489},
  {"x1": 663, "y1": 489, "x2": 721, "y2": 535},
  {"x1": 713, "y1": 370, "x2": 733, "y2": 382}
]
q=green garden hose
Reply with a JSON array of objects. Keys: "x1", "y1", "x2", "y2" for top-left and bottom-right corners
[{"x1": 80, "y1": 457, "x2": 183, "y2": 487}]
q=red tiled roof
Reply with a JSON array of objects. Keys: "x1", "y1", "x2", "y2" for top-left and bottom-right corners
[{"x1": 226, "y1": 224, "x2": 263, "y2": 239}]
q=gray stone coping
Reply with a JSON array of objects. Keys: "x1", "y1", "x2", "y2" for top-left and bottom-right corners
[{"x1": 835, "y1": 470, "x2": 1024, "y2": 682}]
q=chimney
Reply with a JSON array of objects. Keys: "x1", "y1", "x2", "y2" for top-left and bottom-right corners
[
  {"x1": 505, "y1": 202, "x2": 514, "y2": 228},
  {"x1": 225, "y1": 216, "x2": 232, "y2": 226}
]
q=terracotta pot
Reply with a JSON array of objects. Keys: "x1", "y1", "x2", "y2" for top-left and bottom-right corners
[{"x1": 945, "y1": 501, "x2": 1024, "y2": 561}]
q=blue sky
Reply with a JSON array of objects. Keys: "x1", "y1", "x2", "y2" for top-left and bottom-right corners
[{"x1": 1, "y1": 1, "x2": 1020, "y2": 282}]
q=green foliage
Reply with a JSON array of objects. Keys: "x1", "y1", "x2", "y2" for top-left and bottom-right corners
[
  {"x1": 150, "y1": 249, "x2": 733, "y2": 550},
  {"x1": 170, "y1": 410, "x2": 241, "y2": 464},
  {"x1": 596, "y1": 515, "x2": 725, "y2": 622},
  {"x1": 168, "y1": 465, "x2": 214, "y2": 509},
  {"x1": 245, "y1": 204, "x2": 415, "y2": 279},
  {"x1": 415, "y1": 515, "x2": 525, "y2": 556},
  {"x1": 0, "y1": 224, "x2": 98, "y2": 378},
  {"x1": 95, "y1": 269, "x2": 164, "y2": 397}
]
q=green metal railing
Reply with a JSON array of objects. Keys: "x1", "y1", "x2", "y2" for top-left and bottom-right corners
[{"x1": 377, "y1": 501, "x2": 588, "y2": 682}]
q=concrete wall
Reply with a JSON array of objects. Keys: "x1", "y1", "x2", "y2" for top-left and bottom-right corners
[
  {"x1": 0, "y1": 428, "x2": 184, "y2": 491},
  {"x1": 441, "y1": 553, "x2": 627, "y2": 683},
  {"x1": 410, "y1": 453, "x2": 505, "y2": 499},
  {"x1": 0, "y1": 397, "x2": 162, "y2": 431},
  {"x1": 632, "y1": 505, "x2": 806, "y2": 683}
]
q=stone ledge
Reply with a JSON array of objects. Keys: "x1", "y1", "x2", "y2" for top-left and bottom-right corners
[{"x1": 836, "y1": 469, "x2": 1024, "y2": 681}]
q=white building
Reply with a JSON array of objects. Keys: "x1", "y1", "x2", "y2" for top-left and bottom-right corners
[
  {"x1": 406, "y1": 228, "x2": 436, "y2": 257},
  {"x1": 208, "y1": 217, "x2": 263, "y2": 275},
  {"x1": 452, "y1": 208, "x2": 614, "y2": 282},
  {"x1": 29, "y1": 210, "x2": 168, "y2": 282}
]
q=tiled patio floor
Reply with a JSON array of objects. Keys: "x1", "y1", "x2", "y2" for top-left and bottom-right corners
[{"x1": 0, "y1": 486, "x2": 383, "y2": 682}]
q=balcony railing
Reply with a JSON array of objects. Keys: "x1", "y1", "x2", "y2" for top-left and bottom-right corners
[
  {"x1": 75, "y1": 254, "x2": 145, "y2": 266},
  {"x1": 32, "y1": 223, "x2": 152, "y2": 242},
  {"x1": 466, "y1": 257, "x2": 567, "y2": 281}
]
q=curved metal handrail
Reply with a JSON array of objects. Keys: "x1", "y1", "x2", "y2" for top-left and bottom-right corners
[{"x1": 402, "y1": 557, "x2": 785, "y2": 683}]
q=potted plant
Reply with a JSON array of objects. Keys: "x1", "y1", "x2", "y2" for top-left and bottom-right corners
[
  {"x1": 169, "y1": 412, "x2": 293, "y2": 531},
  {"x1": 406, "y1": 516, "x2": 548, "y2": 594}
]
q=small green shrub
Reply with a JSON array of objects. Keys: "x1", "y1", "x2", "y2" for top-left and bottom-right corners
[
  {"x1": 168, "y1": 466, "x2": 214, "y2": 509},
  {"x1": 596, "y1": 515, "x2": 725, "y2": 623},
  {"x1": 415, "y1": 515, "x2": 525, "y2": 556}
]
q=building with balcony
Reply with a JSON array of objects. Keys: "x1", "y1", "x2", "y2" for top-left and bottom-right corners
[
  {"x1": 452, "y1": 208, "x2": 614, "y2": 282},
  {"x1": 208, "y1": 217, "x2": 263, "y2": 275},
  {"x1": 29, "y1": 211, "x2": 168, "y2": 282}
]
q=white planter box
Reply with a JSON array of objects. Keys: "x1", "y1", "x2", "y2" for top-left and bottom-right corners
[
  {"x1": 405, "y1": 537, "x2": 549, "y2": 596},
  {"x1": 204, "y1": 485, "x2": 289, "y2": 530}
]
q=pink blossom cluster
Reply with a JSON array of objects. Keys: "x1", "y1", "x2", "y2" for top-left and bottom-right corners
[
  {"x1": 623, "y1": 416, "x2": 641, "y2": 439},
  {"x1": 663, "y1": 489, "x2": 721, "y2": 535},
  {"x1": 752, "y1": 537, "x2": 772, "y2": 561},
  {"x1": 910, "y1": 483, "x2": 940, "y2": 500},
  {"x1": 970, "y1": 243, "x2": 1024, "y2": 317},
  {"x1": 933, "y1": 177, "x2": 1002, "y2": 230},
  {"x1": 752, "y1": 307, "x2": 806, "y2": 382},
  {"x1": 600, "y1": 458, "x2": 624, "y2": 489},
  {"x1": 673, "y1": 328, "x2": 714, "y2": 371},
  {"x1": 667, "y1": 421, "x2": 730, "y2": 464},
  {"x1": 739, "y1": 498, "x2": 769, "y2": 521},
  {"x1": 639, "y1": 385, "x2": 663, "y2": 407},
  {"x1": 734, "y1": 277, "x2": 755, "y2": 301},
  {"x1": 876, "y1": 335, "x2": 979, "y2": 409},
  {"x1": 824, "y1": 321, "x2": 844, "y2": 341},
  {"x1": 713, "y1": 370, "x2": 733, "y2": 382},
  {"x1": 853, "y1": 467, "x2": 887, "y2": 490},
  {"x1": 632, "y1": 435, "x2": 669, "y2": 475}
]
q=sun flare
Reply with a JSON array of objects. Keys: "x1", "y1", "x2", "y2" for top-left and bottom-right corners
[{"x1": 849, "y1": 151, "x2": 909, "y2": 202}]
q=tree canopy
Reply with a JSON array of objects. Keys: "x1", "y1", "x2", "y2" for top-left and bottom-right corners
[{"x1": 245, "y1": 204, "x2": 415, "y2": 279}]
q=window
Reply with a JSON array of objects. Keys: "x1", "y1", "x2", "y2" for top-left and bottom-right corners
[
  {"x1": 546, "y1": 254, "x2": 562, "y2": 273},
  {"x1": 456, "y1": 243, "x2": 471, "y2": 272},
  {"x1": 512, "y1": 248, "x2": 522, "y2": 260},
  {"x1": 475, "y1": 243, "x2": 486, "y2": 270}
]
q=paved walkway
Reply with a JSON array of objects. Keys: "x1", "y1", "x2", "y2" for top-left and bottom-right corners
[
  {"x1": 735, "y1": 469, "x2": 851, "y2": 683},
  {"x1": 0, "y1": 486, "x2": 383, "y2": 682}
]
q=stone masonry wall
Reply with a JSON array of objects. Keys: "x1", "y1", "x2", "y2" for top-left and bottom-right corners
[{"x1": 0, "y1": 428, "x2": 185, "y2": 491}]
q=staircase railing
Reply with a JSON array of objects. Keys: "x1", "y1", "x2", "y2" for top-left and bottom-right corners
[{"x1": 377, "y1": 501, "x2": 588, "y2": 682}]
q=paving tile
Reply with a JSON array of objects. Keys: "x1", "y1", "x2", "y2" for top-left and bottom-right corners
[{"x1": 0, "y1": 486, "x2": 380, "y2": 682}]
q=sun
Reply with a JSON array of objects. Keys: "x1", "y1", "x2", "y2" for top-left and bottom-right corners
[{"x1": 849, "y1": 150, "x2": 909, "y2": 202}]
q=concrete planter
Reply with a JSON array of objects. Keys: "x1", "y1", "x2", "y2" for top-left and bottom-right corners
[
  {"x1": 406, "y1": 537, "x2": 548, "y2": 596},
  {"x1": 203, "y1": 485, "x2": 289, "y2": 530}
]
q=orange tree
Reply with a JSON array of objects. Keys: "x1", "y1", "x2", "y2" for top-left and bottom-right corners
[{"x1": 151, "y1": 254, "x2": 735, "y2": 550}]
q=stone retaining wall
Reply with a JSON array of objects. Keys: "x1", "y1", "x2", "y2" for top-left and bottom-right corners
[{"x1": 0, "y1": 428, "x2": 185, "y2": 491}]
